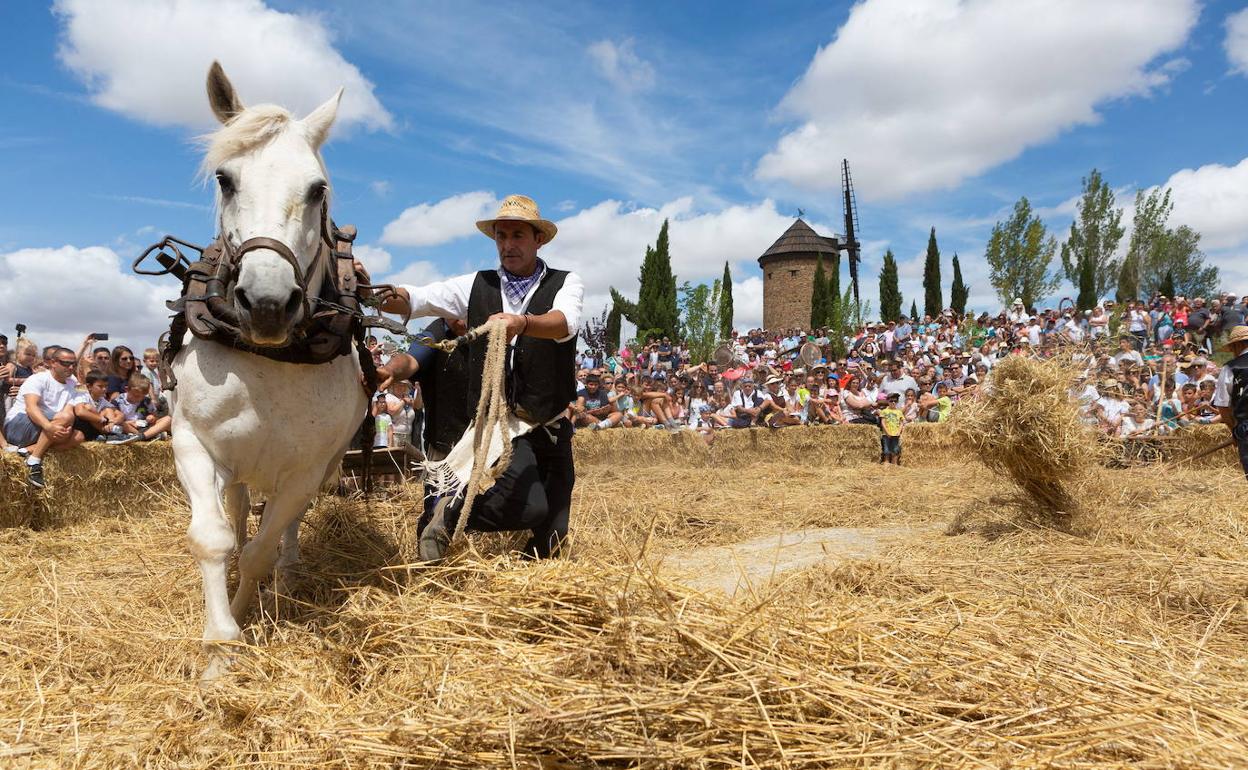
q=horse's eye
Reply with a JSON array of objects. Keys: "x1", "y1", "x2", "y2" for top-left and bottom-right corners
[
  {"x1": 307, "y1": 181, "x2": 328, "y2": 203},
  {"x1": 215, "y1": 172, "x2": 236, "y2": 196}
]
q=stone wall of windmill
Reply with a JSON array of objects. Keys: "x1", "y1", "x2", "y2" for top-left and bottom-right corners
[{"x1": 757, "y1": 218, "x2": 844, "y2": 332}]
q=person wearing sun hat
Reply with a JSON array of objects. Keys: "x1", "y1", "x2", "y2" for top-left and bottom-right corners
[
  {"x1": 1212, "y1": 325, "x2": 1248, "y2": 478},
  {"x1": 374, "y1": 194, "x2": 583, "y2": 562}
]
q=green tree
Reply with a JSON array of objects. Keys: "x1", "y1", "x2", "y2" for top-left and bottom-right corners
[
  {"x1": 923, "y1": 227, "x2": 943, "y2": 317},
  {"x1": 679, "y1": 279, "x2": 723, "y2": 365},
  {"x1": 910, "y1": 299, "x2": 919, "y2": 321},
  {"x1": 1060, "y1": 169, "x2": 1125, "y2": 303},
  {"x1": 1158, "y1": 270, "x2": 1175, "y2": 300},
  {"x1": 609, "y1": 219, "x2": 680, "y2": 340},
  {"x1": 718, "y1": 261, "x2": 734, "y2": 339},
  {"x1": 810, "y1": 255, "x2": 830, "y2": 328},
  {"x1": 878, "y1": 249, "x2": 902, "y2": 321},
  {"x1": 1117, "y1": 188, "x2": 1171, "y2": 302},
  {"x1": 1143, "y1": 225, "x2": 1219, "y2": 298},
  {"x1": 605, "y1": 305, "x2": 621, "y2": 352},
  {"x1": 826, "y1": 253, "x2": 841, "y2": 332},
  {"x1": 1076, "y1": 252, "x2": 1097, "y2": 312},
  {"x1": 950, "y1": 253, "x2": 969, "y2": 315},
  {"x1": 985, "y1": 197, "x2": 1061, "y2": 309}
]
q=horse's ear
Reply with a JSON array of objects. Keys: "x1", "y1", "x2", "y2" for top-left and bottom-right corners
[
  {"x1": 303, "y1": 88, "x2": 343, "y2": 149},
  {"x1": 207, "y1": 60, "x2": 244, "y2": 124}
]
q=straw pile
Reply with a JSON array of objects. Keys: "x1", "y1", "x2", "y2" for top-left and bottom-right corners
[
  {"x1": 0, "y1": 443, "x2": 179, "y2": 530},
  {"x1": 950, "y1": 356, "x2": 1106, "y2": 527},
  {"x1": 3, "y1": 420, "x2": 1247, "y2": 767}
]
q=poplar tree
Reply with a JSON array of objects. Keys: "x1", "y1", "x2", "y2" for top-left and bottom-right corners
[
  {"x1": 1076, "y1": 253, "x2": 1097, "y2": 311},
  {"x1": 878, "y1": 249, "x2": 902, "y2": 322},
  {"x1": 910, "y1": 299, "x2": 919, "y2": 321},
  {"x1": 985, "y1": 197, "x2": 1061, "y2": 309},
  {"x1": 1059, "y1": 169, "x2": 1124, "y2": 303},
  {"x1": 950, "y1": 253, "x2": 969, "y2": 315},
  {"x1": 923, "y1": 227, "x2": 943, "y2": 317}
]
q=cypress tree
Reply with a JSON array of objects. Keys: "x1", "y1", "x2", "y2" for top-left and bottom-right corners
[
  {"x1": 605, "y1": 306, "x2": 621, "y2": 352},
  {"x1": 1076, "y1": 253, "x2": 1097, "y2": 311},
  {"x1": 827, "y1": 253, "x2": 840, "y2": 329},
  {"x1": 878, "y1": 249, "x2": 902, "y2": 321},
  {"x1": 632, "y1": 219, "x2": 680, "y2": 339},
  {"x1": 1158, "y1": 270, "x2": 1175, "y2": 300},
  {"x1": 910, "y1": 299, "x2": 919, "y2": 321},
  {"x1": 923, "y1": 227, "x2": 943, "y2": 317},
  {"x1": 950, "y1": 253, "x2": 969, "y2": 315},
  {"x1": 718, "y1": 261, "x2": 734, "y2": 339},
  {"x1": 810, "y1": 255, "x2": 829, "y2": 328}
]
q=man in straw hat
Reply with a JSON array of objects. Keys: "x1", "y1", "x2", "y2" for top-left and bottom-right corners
[
  {"x1": 1212, "y1": 325, "x2": 1248, "y2": 478},
  {"x1": 373, "y1": 195, "x2": 583, "y2": 561}
]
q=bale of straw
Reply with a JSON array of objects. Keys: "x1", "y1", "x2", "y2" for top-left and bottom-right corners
[
  {"x1": 950, "y1": 356, "x2": 1105, "y2": 525},
  {"x1": 0, "y1": 442, "x2": 179, "y2": 529}
]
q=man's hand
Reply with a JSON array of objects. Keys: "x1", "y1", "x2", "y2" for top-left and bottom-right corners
[
  {"x1": 43, "y1": 422, "x2": 70, "y2": 441},
  {"x1": 352, "y1": 260, "x2": 372, "y2": 297},
  {"x1": 488, "y1": 312, "x2": 528, "y2": 340}
]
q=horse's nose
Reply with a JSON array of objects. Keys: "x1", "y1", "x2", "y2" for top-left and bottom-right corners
[{"x1": 236, "y1": 285, "x2": 303, "y2": 345}]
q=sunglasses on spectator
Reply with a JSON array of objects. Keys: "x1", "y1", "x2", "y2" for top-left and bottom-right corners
[{"x1": 55, "y1": 358, "x2": 77, "y2": 366}]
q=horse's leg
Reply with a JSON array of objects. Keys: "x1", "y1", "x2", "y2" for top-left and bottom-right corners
[
  {"x1": 176, "y1": 433, "x2": 239, "y2": 680},
  {"x1": 224, "y1": 483, "x2": 250, "y2": 554},
  {"x1": 231, "y1": 487, "x2": 313, "y2": 624}
]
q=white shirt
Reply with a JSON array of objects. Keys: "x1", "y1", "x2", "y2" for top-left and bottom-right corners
[
  {"x1": 401, "y1": 265, "x2": 584, "y2": 342},
  {"x1": 881, "y1": 374, "x2": 919, "y2": 398},
  {"x1": 6, "y1": 371, "x2": 79, "y2": 425},
  {"x1": 1213, "y1": 364, "x2": 1234, "y2": 408}
]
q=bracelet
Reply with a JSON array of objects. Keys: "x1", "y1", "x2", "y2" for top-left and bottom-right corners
[{"x1": 520, "y1": 314, "x2": 529, "y2": 336}]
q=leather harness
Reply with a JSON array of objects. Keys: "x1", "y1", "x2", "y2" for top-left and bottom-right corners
[{"x1": 135, "y1": 201, "x2": 405, "y2": 494}]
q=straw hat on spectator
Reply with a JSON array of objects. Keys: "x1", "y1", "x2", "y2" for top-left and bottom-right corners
[
  {"x1": 476, "y1": 194, "x2": 558, "y2": 242},
  {"x1": 1219, "y1": 325, "x2": 1248, "y2": 352},
  {"x1": 764, "y1": 376, "x2": 783, "y2": 386}
]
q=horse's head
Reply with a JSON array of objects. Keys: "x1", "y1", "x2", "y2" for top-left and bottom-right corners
[{"x1": 202, "y1": 61, "x2": 342, "y2": 348}]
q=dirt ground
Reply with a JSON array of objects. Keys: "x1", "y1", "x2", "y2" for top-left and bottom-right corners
[{"x1": 1, "y1": 443, "x2": 1246, "y2": 768}]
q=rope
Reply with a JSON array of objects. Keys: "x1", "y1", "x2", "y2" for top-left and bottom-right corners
[{"x1": 445, "y1": 318, "x2": 514, "y2": 544}]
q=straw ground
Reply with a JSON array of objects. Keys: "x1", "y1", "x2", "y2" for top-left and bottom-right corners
[{"x1": 1, "y1": 432, "x2": 1246, "y2": 768}]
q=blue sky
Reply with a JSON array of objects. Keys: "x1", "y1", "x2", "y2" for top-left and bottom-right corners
[{"x1": 3, "y1": 0, "x2": 1248, "y2": 352}]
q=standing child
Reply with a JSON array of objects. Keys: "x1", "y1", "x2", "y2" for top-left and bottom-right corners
[{"x1": 878, "y1": 392, "x2": 904, "y2": 465}]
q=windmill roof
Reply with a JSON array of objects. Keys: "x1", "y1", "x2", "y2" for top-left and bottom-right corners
[{"x1": 758, "y1": 219, "x2": 842, "y2": 265}]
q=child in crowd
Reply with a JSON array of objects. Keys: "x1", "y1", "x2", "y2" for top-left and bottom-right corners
[
  {"x1": 112, "y1": 374, "x2": 173, "y2": 440},
  {"x1": 878, "y1": 392, "x2": 904, "y2": 465},
  {"x1": 72, "y1": 370, "x2": 130, "y2": 443},
  {"x1": 372, "y1": 395, "x2": 393, "y2": 448}
]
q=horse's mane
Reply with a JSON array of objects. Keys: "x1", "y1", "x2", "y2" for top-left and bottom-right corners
[{"x1": 197, "y1": 104, "x2": 299, "y2": 177}]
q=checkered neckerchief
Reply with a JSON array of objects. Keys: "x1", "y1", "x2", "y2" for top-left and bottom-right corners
[{"x1": 501, "y1": 259, "x2": 546, "y2": 307}]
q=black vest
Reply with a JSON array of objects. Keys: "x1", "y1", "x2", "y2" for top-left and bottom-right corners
[
  {"x1": 1227, "y1": 351, "x2": 1248, "y2": 427},
  {"x1": 414, "y1": 322, "x2": 471, "y2": 458},
  {"x1": 467, "y1": 269, "x2": 577, "y2": 425}
]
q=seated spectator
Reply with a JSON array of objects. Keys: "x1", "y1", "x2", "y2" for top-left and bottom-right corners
[
  {"x1": 573, "y1": 375, "x2": 622, "y2": 430},
  {"x1": 840, "y1": 376, "x2": 877, "y2": 425},
  {"x1": 1093, "y1": 380, "x2": 1130, "y2": 435},
  {"x1": 72, "y1": 370, "x2": 127, "y2": 442},
  {"x1": 728, "y1": 379, "x2": 764, "y2": 428},
  {"x1": 3, "y1": 346, "x2": 84, "y2": 487},
  {"x1": 758, "y1": 376, "x2": 800, "y2": 429},
  {"x1": 385, "y1": 379, "x2": 418, "y2": 448},
  {"x1": 105, "y1": 346, "x2": 138, "y2": 399},
  {"x1": 140, "y1": 347, "x2": 165, "y2": 396},
  {"x1": 1120, "y1": 402, "x2": 1156, "y2": 437},
  {"x1": 111, "y1": 374, "x2": 173, "y2": 441}
]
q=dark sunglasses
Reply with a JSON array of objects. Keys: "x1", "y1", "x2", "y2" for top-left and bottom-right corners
[{"x1": 55, "y1": 358, "x2": 77, "y2": 366}]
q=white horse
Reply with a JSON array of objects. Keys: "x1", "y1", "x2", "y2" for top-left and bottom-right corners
[{"x1": 171, "y1": 63, "x2": 366, "y2": 678}]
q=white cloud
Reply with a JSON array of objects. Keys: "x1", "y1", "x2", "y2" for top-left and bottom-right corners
[
  {"x1": 382, "y1": 260, "x2": 447, "y2": 289},
  {"x1": 1226, "y1": 7, "x2": 1248, "y2": 75},
  {"x1": 369, "y1": 180, "x2": 392, "y2": 198},
  {"x1": 353, "y1": 244, "x2": 392, "y2": 275},
  {"x1": 53, "y1": 0, "x2": 392, "y2": 131},
  {"x1": 1156, "y1": 156, "x2": 1248, "y2": 253},
  {"x1": 757, "y1": 0, "x2": 1197, "y2": 201},
  {"x1": 380, "y1": 191, "x2": 499, "y2": 248},
  {"x1": 0, "y1": 245, "x2": 172, "y2": 351},
  {"x1": 588, "y1": 39, "x2": 656, "y2": 92}
]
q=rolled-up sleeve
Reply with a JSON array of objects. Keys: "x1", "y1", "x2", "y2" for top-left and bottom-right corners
[
  {"x1": 551, "y1": 271, "x2": 584, "y2": 342},
  {"x1": 400, "y1": 273, "x2": 476, "y2": 322}
]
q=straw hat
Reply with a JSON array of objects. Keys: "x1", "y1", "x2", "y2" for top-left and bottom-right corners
[
  {"x1": 1220, "y1": 325, "x2": 1248, "y2": 351},
  {"x1": 476, "y1": 194, "x2": 558, "y2": 243},
  {"x1": 764, "y1": 376, "x2": 783, "y2": 386}
]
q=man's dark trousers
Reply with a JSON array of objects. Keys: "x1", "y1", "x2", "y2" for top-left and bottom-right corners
[{"x1": 445, "y1": 418, "x2": 575, "y2": 558}]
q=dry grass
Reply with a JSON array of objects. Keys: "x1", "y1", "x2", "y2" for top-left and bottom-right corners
[
  {"x1": 1, "y1": 432, "x2": 1246, "y2": 768},
  {"x1": 950, "y1": 357, "x2": 1108, "y2": 528}
]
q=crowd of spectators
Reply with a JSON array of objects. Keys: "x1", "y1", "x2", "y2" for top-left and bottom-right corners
[
  {"x1": 2, "y1": 333, "x2": 172, "y2": 488},
  {"x1": 570, "y1": 292, "x2": 1246, "y2": 455}
]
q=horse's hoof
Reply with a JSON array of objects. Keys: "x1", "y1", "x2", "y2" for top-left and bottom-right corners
[{"x1": 201, "y1": 652, "x2": 234, "y2": 683}]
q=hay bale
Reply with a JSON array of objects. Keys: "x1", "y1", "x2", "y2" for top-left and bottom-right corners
[
  {"x1": 950, "y1": 356, "x2": 1105, "y2": 526},
  {"x1": 0, "y1": 442, "x2": 179, "y2": 529}
]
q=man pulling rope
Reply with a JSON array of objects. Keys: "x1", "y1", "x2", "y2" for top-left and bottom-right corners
[{"x1": 371, "y1": 195, "x2": 584, "y2": 561}]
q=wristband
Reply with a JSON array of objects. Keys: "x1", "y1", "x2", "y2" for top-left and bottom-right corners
[{"x1": 521, "y1": 314, "x2": 529, "y2": 336}]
